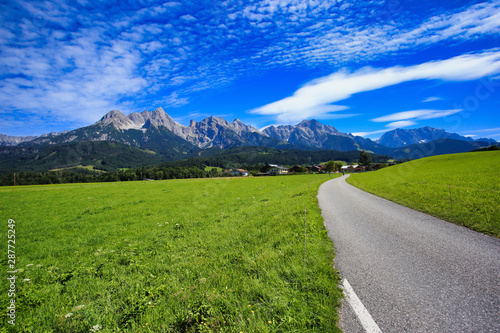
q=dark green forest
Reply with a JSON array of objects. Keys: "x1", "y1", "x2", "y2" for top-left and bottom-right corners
[{"x1": 0, "y1": 145, "x2": 393, "y2": 186}]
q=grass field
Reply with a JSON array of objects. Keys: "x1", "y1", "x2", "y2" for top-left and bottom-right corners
[
  {"x1": 204, "y1": 167, "x2": 223, "y2": 172},
  {"x1": 347, "y1": 151, "x2": 500, "y2": 237},
  {"x1": 0, "y1": 174, "x2": 342, "y2": 332}
]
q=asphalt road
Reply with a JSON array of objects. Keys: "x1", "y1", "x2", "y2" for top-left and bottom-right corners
[{"x1": 317, "y1": 175, "x2": 500, "y2": 333}]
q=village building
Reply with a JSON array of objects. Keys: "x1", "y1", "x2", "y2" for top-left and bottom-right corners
[
  {"x1": 307, "y1": 165, "x2": 326, "y2": 173},
  {"x1": 268, "y1": 165, "x2": 289, "y2": 175},
  {"x1": 289, "y1": 165, "x2": 307, "y2": 173},
  {"x1": 232, "y1": 169, "x2": 249, "y2": 177},
  {"x1": 341, "y1": 164, "x2": 366, "y2": 173}
]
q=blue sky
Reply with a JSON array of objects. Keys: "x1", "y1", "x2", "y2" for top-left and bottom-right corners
[{"x1": 1, "y1": 0, "x2": 499, "y2": 141}]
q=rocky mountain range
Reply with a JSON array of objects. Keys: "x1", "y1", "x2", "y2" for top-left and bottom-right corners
[
  {"x1": 377, "y1": 127, "x2": 497, "y2": 148},
  {"x1": 1, "y1": 107, "x2": 497, "y2": 162}
]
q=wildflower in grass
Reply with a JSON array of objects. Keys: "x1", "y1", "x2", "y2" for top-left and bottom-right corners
[
  {"x1": 26, "y1": 264, "x2": 33, "y2": 267},
  {"x1": 89, "y1": 324, "x2": 101, "y2": 332},
  {"x1": 74, "y1": 305, "x2": 85, "y2": 310},
  {"x1": 23, "y1": 279, "x2": 30, "y2": 282},
  {"x1": 65, "y1": 313, "x2": 73, "y2": 318}
]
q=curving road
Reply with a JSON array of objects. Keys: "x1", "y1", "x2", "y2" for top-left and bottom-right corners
[{"x1": 318, "y1": 175, "x2": 500, "y2": 333}]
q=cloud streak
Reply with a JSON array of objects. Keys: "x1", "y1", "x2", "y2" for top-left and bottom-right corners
[
  {"x1": 372, "y1": 109, "x2": 463, "y2": 123},
  {"x1": 251, "y1": 50, "x2": 500, "y2": 123},
  {"x1": 1, "y1": 0, "x2": 500, "y2": 134}
]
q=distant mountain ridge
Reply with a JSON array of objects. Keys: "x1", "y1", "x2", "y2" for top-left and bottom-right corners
[
  {"x1": 0, "y1": 108, "x2": 496, "y2": 165},
  {"x1": 0, "y1": 134, "x2": 38, "y2": 146},
  {"x1": 378, "y1": 127, "x2": 475, "y2": 148}
]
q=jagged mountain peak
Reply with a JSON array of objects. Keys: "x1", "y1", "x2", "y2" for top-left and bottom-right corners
[
  {"x1": 0, "y1": 134, "x2": 38, "y2": 146},
  {"x1": 153, "y1": 107, "x2": 165, "y2": 113},
  {"x1": 201, "y1": 116, "x2": 228, "y2": 124},
  {"x1": 98, "y1": 110, "x2": 137, "y2": 129},
  {"x1": 100, "y1": 110, "x2": 126, "y2": 121},
  {"x1": 296, "y1": 119, "x2": 339, "y2": 135},
  {"x1": 378, "y1": 127, "x2": 475, "y2": 148},
  {"x1": 297, "y1": 119, "x2": 321, "y2": 126},
  {"x1": 262, "y1": 119, "x2": 343, "y2": 144}
]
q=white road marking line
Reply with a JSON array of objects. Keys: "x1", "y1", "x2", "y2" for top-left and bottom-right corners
[{"x1": 342, "y1": 278, "x2": 383, "y2": 333}]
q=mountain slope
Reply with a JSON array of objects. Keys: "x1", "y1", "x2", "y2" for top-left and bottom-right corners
[
  {"x1": 0, "y1": 134, "x2": 39, "y2": 146},
  {"x1": 26, "y1": 121, "x2": 199, "y2": 161},
  {"x1": 0, "y1": 141, "x2": 163, "y2": 173},
  {"x1": 263, "y1": 119, "x2": 393, "y2": 154},
  {"x1": 378, "y1": 127, "x2": 475, "y2": 148},
  {"x1": 390, "y1": 139, "x2": 493, "y2": 160},
  {"x1": 27, "y1": 108, "x2": 281, "y2": 150},
  {"x1": 263, "y1": 119, "x2": 345, "y2": 146},
  {"x1": 163, "y1": 145, "x2": 391, "y2": 170}
]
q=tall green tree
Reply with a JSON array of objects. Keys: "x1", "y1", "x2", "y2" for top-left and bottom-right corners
[
  {"x1": 359, "y1": 150, "x2": 372, "y2": 167},
  {"x1": 325, "y1": 160, "x2": 336, "y2": 174}
]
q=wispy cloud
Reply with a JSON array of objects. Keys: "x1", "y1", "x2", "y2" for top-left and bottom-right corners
[
  {"x1": 461, "y1": 127, "x2": 500, "y2": 140},
  {"x1": 1, "y1": 0, "x2": 500, "y2": 133},
  {"x1": 386, "y1": 120, "x2": 418, "y2": 129},
  {"x1": 251, "y1": 51, "x2": 500, "y2": 123},
  {"x1": 372, "y1": 109, "x2": 463, "y2": 123},
  {"x1": 422, "y1": 96, "x2": 444, "y2": 103},
  {"x1": 471, "y1": 127, "x2": 500, "y2": 133},
  {"x1": 351, "y1": 129, "x2": 390, "y2": 137},
  {"x1": 351, "y1": 120, "x2": 418, "y2": 138}
]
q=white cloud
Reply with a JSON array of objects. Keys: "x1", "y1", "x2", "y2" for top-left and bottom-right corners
[
  {"x1": 163, "y1": 92, "x2": 189, "y2": 108},
  {"x1": 386, "y1": 120, "x2": 418, "y2": 129},
  {"x1": 180, "y1": 14, "x2": 197, "y2": 21},
  {"x1": 351, "y1": 129, "x2": 388, "y2": 137},
  {"x1": 372, "y1": 109, "x2": 463, "y2": 122},
  {"x1": 422, "y1": 96, "x2": 443, "y2": 103},
  {"x1": 251, "y1": 51, "x2": 500, "y2": 123},
  {"x1": 472, "y1": 127, "x2": 500, "y2": 133}
]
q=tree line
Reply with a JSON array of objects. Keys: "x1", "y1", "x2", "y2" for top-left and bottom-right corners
[
  {"x1": 0, "y1": 150, "x2": 396, "y2": 186},
  {"x1": 0, "y1": 166, "x2": 212, "y2": 186}
]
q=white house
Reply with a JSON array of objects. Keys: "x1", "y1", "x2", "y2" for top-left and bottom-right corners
[
  {"x1": 341, "y1": 164, "x2": 359, "y2": 171},
  {"x1": 232, "y1": 169, "x2": 249, "y2": 177},
  {"x1": 341, "y1": 164, "x2": 365, "y2": 173},
  {"x1": 269, "y1": 166, "x2": 289, "y2": 175}
]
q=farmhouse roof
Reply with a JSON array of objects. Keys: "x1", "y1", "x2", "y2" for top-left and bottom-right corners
[{"x1": 342, "y1": 164, "x2": 359, "y2": 169}]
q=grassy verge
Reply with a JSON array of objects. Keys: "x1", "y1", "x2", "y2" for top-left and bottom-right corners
[
  {"x1": 0, "y1": 174, "x2": 342, "y2": 332},
  {"x1": 347, "y1": 151, "x2": 500, "y2": 237}
]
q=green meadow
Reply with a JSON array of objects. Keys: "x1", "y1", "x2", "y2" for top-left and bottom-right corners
[
  {"x1": 0, "y1": 174, "x2": 342, "y2": 332},
  {"x1": 347, "y1": 151, "x2": 500, "y2": 237}
]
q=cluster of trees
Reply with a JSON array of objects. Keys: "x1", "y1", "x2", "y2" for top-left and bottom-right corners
[
  {"x1": 472, "y1": 145, "x2": 499, "y2": 152},
  {"x1": 0, "y1": 166, "x2": 215, "y2": 186}
]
